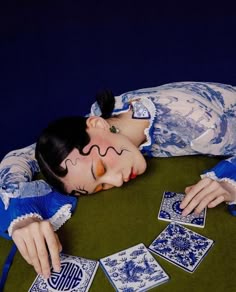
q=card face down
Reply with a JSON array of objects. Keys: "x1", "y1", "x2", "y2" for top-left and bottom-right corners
[
  {"x1": 28, "y1": 254, "x2": 99, "y2": 292},
  {"x1": 149, "y1": 222, "x2": 214, "y2": 273},
  {"x1": 158, "y1": 191, "x2": 206, "y2": 228},
  {"x1": 100, "y1": 243, "x2": 169, "y2": 292}
]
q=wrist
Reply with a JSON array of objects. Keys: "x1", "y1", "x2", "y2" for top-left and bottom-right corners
[
  {"x1": 8, "y1": 213, "x2": 43, "y2": 236},
  {"x1": 220, "y1": 181, "x2": 236, "y2": 204}
]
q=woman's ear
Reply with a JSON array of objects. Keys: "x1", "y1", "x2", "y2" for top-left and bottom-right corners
[{"x1": 86, "y1": 116, "x2": 110, "y2": 130}]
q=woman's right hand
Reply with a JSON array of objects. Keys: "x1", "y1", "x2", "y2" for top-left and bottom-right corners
[{"x1": 11, "y1": 218, "x2": 62, "y2": 279}]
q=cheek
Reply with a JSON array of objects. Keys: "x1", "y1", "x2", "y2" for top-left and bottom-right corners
[{"x1": 104, "y1": 153, "x2": 121, "y2": 168}]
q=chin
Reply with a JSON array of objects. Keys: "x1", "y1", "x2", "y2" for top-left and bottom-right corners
[{"x1": 138, "y1": 160, "x2": 147, "y2": 175}]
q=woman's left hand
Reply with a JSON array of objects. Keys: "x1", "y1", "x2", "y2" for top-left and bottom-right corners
[{"x1": 180, "y1": 177, "x2": 236, "y2": 216}]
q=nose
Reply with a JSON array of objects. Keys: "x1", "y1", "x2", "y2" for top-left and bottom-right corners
[{"x1": 104, "y1": 172, "x2": 124, "y2": 188}]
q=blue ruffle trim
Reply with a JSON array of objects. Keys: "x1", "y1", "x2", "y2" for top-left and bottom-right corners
[
  {"x1": 204, "y1": 160, "x2": 236, "y2": 216},
  {"x1": 0, "y1": 191, "x2": 78, "y2": 234},
  {"x1": 203, "y1": 160, "x2": 236, "y2": 182}
]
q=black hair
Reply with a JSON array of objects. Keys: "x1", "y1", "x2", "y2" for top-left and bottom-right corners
[
  {"x1": 35, "y1": 89, "x2": 116, "y2": 194},
  {"x1": 95, "y1": 89, "x2": 115, "y2": 119},
  {"x1": 35, "y1": 116, "x2": 90, "y2": 193}
]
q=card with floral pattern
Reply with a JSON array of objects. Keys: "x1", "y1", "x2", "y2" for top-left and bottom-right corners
[{"x1": 149, "y1": 222, "x2": 214, "y2": 273}]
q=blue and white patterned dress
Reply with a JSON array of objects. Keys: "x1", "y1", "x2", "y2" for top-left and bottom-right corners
[{"x1": 1, "y1": 82, "x2": 236, "y2": 236}]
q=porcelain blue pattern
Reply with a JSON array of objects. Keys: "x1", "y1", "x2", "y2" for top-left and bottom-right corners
[
  {"x1": 149, "y1": 222, "x2": 214, "y2": 273},
  {"x1": 91, "y1": 81, "x2": 236, "y2": 194},
  {"x1": 100, "y1": 243, "x2": 169, "y2": 291}
]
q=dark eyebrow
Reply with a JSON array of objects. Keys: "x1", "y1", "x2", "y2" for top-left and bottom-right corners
[{"x1": 91, "y1": 161, "x2": 96, "y2": 180}]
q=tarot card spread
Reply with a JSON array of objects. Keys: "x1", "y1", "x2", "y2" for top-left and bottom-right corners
[
  {"x1": 28, "y1": 254, "x2": 99, "y2": 292},
  {"x1": 158, "y1": 191, "x2": 206, "y2": 228},
  {"x1": 149, "y1": 222, "x2": 214, "y2": 273},
  {"x1": 100, "y1": 243, "x2": 169, "y2": 292}
]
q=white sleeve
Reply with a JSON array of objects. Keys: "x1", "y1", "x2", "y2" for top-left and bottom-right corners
[{"x1": 0, "y1": 143, "x2": 52, "y2": 209}]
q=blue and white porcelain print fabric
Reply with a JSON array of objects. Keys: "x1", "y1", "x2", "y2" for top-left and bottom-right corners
[
  {"x1": 90, "y1": 81, "x2": 236, "y2": 189},
  {"x1": 29, "y1": 253, "x2": 99, "y2": 292},
  {"x1": 0, "y1": 144, "x2": 52, "y2": 209},
  {"x1": 149, "y1": 222, "x2": 214, "y2": 273},
  {"x1": 100, "y1": 243, "x2": 169, "y2": 291},
  {"x1": 0, "y1": 144, "x2": 78, "y2": 235}
]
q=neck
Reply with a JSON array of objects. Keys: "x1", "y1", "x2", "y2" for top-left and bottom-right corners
[{"x1": 107, "y1": 111, "x2": 149, "y2": 147}]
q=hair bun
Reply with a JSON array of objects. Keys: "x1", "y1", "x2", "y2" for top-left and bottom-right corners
[{"x1": 95, "y1": 89, "x2": 115, "y2": 119}]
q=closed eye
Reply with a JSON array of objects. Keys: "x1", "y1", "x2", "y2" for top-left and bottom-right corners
[
  {"x1": 92, "y1": 159, "x2": 106, "y2": 181},
  {"x1": 91, "y1": 161, "x2": 96, "y2": 180}
]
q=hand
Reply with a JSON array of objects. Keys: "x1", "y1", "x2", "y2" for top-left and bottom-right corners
[
  {"x1": 180, "y1": 177, "x2": 236, "y2": 216},
  {"x1": 12, "y1": 218, "x2": 62, "y2": 278}
]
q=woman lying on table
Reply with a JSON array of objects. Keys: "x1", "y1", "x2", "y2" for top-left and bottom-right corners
[{"x1": 1, "y1": 81, "x2": 236, "y2": 279}]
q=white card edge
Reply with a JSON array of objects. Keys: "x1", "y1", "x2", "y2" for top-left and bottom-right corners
[{"x1": 84, "y1": 261, "x2": 99, "y2": 292}]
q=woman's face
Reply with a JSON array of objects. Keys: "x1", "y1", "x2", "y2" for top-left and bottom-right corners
[{"x1": 60, "y1": 117, "x2": 147, "y2": 195}]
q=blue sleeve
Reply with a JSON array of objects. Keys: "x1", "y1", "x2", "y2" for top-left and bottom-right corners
[
  {"x1": 201, "y1": 156, "x2": 236, "y2": 187},
  {"x1": 0, "y1": 144, "x2": 78, "y2": 235},
  {"x1": 201, "y1": 156, "x2": 236, "y2": 216},
  {"x1": 0, "y1": 191, "x2": 78, "y2": 236}
]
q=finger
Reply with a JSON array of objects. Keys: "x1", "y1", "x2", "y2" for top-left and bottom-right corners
[
  {"x1": 12, "y1": 232, "x2": 32, "y2": 265},
  {"x1": 183, "y1": 187, "x2": 225, "y2": 216},
  {"x1": 185, "y1": 185, "x2": 193, "y2": 193},
  {"x1": 208, "y1": 195, "x2": 225, "y2": 208},
  {"x1": 25, "y1": 232, "x2": 43, "y2": 276},
  {"x1": 194, "y1": 189, "x2": 226, "y2": 214},
  {"x1": 55, "y1": 233, "x2": 63, "y2": 253},
  {"x1": 180, "y1": 178, "x2": 211, "y2": 210},
  {"x1": 42, "y1": 224, "x2": 61, "y2": 273},
  {"x1": 33, "y1": 230, "x2": 51, "y2": 279}
]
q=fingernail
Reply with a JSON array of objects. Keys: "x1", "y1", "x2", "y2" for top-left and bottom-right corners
[
  {"x1": 44, "y1": 273, "x2": 50, "y2": 279},
  {"x1": 55, "y1": 265, "x2": 61, "y2": 273}
]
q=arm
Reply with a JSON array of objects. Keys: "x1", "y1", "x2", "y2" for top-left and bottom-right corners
[
  {"x1": 0, "y1": 143, "x2": 52, "y2": 209},
  {"x1": 180, "y1": 157, "x2": 236, "y2": 216},
  {"x1": 0, "y1": 144, "x2": 75, "y2": 278}
]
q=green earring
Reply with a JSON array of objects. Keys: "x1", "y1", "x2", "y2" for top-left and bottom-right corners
[{"x1": 110, "y1": 125, "x2": 120, "y2": 133}]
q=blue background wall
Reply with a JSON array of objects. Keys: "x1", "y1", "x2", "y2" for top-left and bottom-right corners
[{"x1": 1, "y1": 2, "x2": 236, "y2": 159}]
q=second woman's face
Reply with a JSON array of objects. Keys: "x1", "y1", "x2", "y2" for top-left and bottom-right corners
[{"x1": 60, "y1": 124, "x2": 147, "y2": 195}]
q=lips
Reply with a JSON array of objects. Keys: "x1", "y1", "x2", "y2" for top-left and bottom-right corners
[
  {"x1": 124, "y1": 168, "x2": 137, "y2": 182},
  {"x1": 129, "y1": 168, "x2": 137, "y2": 180}
]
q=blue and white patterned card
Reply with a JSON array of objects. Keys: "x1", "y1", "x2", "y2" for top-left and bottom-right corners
[
  {"x1": 158, "y1": 191, "x2": 206, "y2": 228},
  {"x1": 100, "y1": 243, "x2": 169, "y2": 291},
  {"x1": 28, "y1": 253, "x2": 99, "y2": 292},
  {"x1": 149, "y1": 222, "x2": 214, "y2": 273}
]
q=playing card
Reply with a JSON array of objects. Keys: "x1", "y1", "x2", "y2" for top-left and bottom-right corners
[
  {"x1": 100, "y1": 243, "x2": 169, "y2": 292},
  {"x1": 158, "y1": 191, "x2": 206, "y2": 228},
  {"x1": 149, "y1": 222, "x2": 214, "y2": 273},
  {"x1": 28, "y1": 253, "x2": 99, "y2": 292}
]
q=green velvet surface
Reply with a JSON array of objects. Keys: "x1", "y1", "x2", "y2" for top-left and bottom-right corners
[{"x1": 1, "y1": 156, "x2": 236, "y2": 292}]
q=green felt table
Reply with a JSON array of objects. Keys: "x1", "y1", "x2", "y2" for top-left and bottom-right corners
[{"x1": 1, "y1": 156, "x2": 236, "y2": 292}]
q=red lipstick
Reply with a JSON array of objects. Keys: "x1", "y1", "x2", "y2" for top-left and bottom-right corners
[{"x1": 130, "y1": 169, "x2": 137, "y2": 179}]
